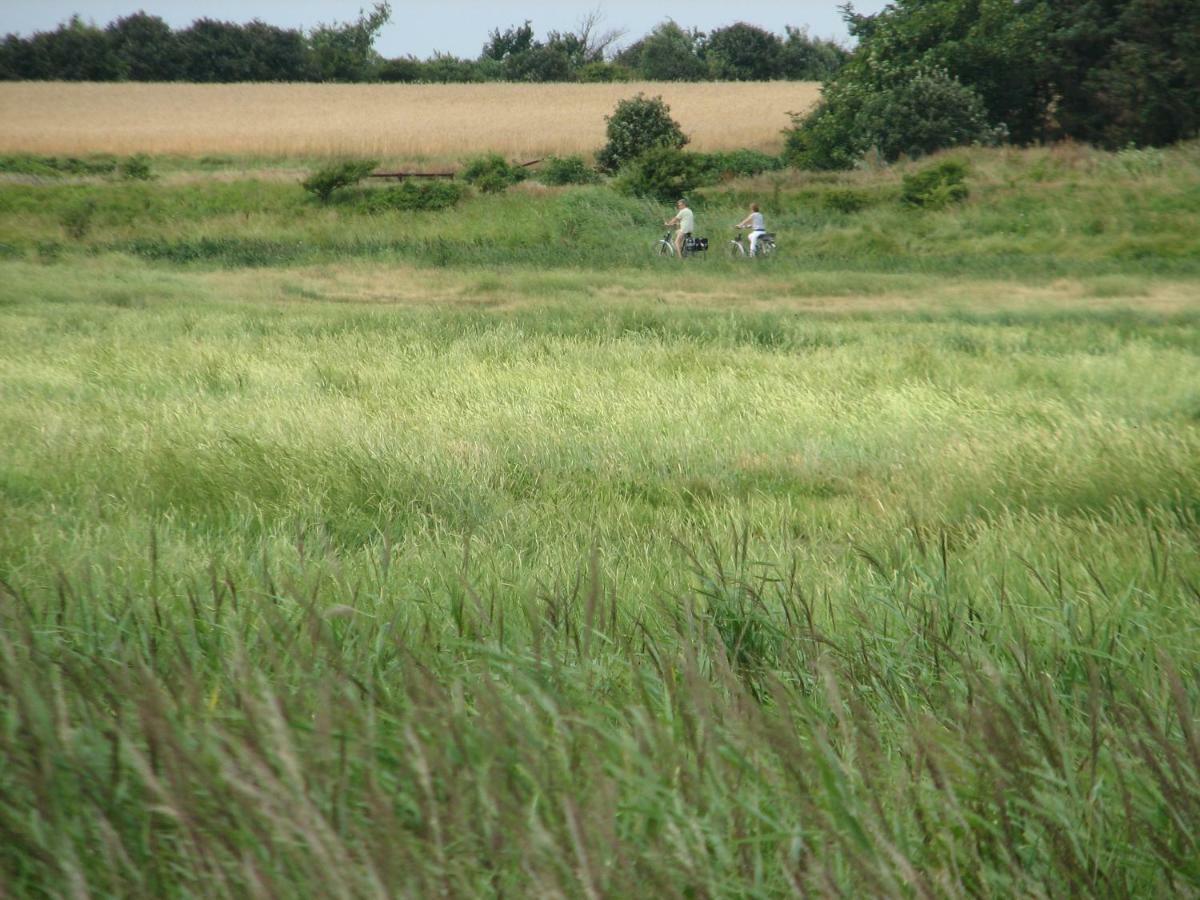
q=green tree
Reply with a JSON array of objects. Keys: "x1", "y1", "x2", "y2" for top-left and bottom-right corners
[
  {"x1": 784, "y1": 68, "x2": 1003, "y2": 170},
  {"x1": 838, "y1": 0, "x2": 1054, "y2": 145},
  {"x1": 481, "y1": 21, "x2": 536, "y2": 61},
  {"x1": 106, "y1": 13, "x2": 180, "y2": 81},
  {"x1": 310, "y1": 2, "x2": 391, "y2": 82},
  {"x1": 241, "y1": 21, "x2": 313, "y2": 81},
  {"x1": 1048, "y1": 0, "x2": 1200, "y2": 148},
  {"x1": 703, "y1": 23, "x2": 782, "y2": 81},
  {"x1": 595, "y1": 93, "x2": 689, "y2": 173},
  {"x1": 778, "y1": 26, "x2": 848, "y2": 80},
  {"x1": 35, "y1": 16, "x2": 122, "y2": 81},
  {"x1": 178, "y1": 19, "x2": 255, "y2": 82},
  {"x1": 0, "y1": 33, "x2": 50, "y2": 80},
  {"x1": 301, "y1": 159, "x2": 379, "y2": 204},
  {"x1": 614, "y1": 146, "x2": 703, "y2": 200},
  {"x1": 504, "y1": 44, "x2": 572, "y2": 82},
  {"x1": 618, "y1": 21, "x2": 707, "y2": 81}
]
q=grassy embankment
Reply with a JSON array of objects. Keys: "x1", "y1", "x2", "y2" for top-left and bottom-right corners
[{"x1": 1, "y1": 142, "x2": 1198, "y2": 896}]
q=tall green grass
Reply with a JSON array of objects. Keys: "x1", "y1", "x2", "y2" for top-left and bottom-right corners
[
  {"x1": 1, "y1": 142, "x2": 1198, "y2": 276},
  {"x1": 1, "y1": 142, "x2": 1198, "y2": 895}
]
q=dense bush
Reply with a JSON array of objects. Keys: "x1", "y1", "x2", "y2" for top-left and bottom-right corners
[
  {"x1": 536, "y1": 155, "x2": 600, "y2": 186},
  {"x1": 362, "y1": 180, "x2": 466, "y2": 211},
  {"x1": 301, "y1": 159, "x2": 379, "y2": 204},
  {"x1": 376, "y1": 56, "x2": 423, "y2": 82},
  {"x1": 575, "y1": 61, "x2": 635, "y2": 82},
  {"x1": 459, "y1": 153, "x2": 529, "y2": 193},
  {"x1": 118, "y1": 154, "x2": 154, "y2": 181},
  {"x1": 821, "y1": 188, "x2": 870, "y2": 213},
  {"x1": 0, "y1": 155, "x2": 118, "y2": 177},
  {"x1": 59, "y1": 198, "x2": 97, "y2": 240},
  {"x1": 784, "y1": 70, "x2": 1004, "y2": 170},
  {"x1": 596, "y1": 94, "x2": 688, "y2": 174},
  {"x1": 695, "y1": 150, "x2": 783, "y2": 181},
  {"x1": 864, "y1": 71, "x2": 1006, "y2": 162},
  {"x1": 614, "y1": 147, "x2": 703, "y2": 202},
  {"x1": 900, "y1": 159, "x2": 970, "y2": 209},
  {"x1": 703, "y1": 23, "x2": 781, "y2": 81},
  {"x1": 778, "y1": 26, "x2": 848, "y2": 81}
]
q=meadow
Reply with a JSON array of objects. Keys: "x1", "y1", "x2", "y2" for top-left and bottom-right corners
[
  {"x1": 0, "y1": 81, "x2": 821, "y2": 159},
  {"x1": 1, "y1": 140, "x2": 1199, "y2": 896}
]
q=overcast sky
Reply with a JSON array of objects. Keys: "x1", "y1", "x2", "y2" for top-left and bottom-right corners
[{"x1": 1, "y1": 2, "x2": 892, "y2": 59}]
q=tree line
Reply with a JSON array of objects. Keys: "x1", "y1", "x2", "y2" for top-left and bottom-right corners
[{"x1": 0, "y1": 6, "x2": 847, "y2": 84}]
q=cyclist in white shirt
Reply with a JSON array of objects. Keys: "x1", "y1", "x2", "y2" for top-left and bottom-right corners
[
  {"x1": 736, "y1": 203, "x2": 767, "y2": 256},
  {"x1": 664, "y1": 198, "x2": 695, "y2": 258}
]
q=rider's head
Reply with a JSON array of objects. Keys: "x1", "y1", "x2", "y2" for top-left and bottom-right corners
[
  {"x1": 750, "y1": 203, "x2": 759, "y2": 212},
  {"x1": 677, "y1": 199, "x2": 687, "y2": 209}
]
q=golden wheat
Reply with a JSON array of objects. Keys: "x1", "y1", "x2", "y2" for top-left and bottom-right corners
[{"x1": 0, "y1": 81, "x2": 820, "y2": 159}]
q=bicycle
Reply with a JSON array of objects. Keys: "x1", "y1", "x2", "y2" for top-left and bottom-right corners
[
  {"x1": 653, "y1": 231, "x2": 708, "y2": 258},
  {"x1": 727, "y1": 227, "x2": 776, "y2": 258}
]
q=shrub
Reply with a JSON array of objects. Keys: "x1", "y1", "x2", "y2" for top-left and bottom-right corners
[
  {"x1": 459, "y1": 153, "x2": 528, "y2": 193},
  {"x1": 784, "y1": 70, "x2": 1005, "y2": 171},
  {"x1": 862, "y1": 71, "x2": 1007, "y2": 163},
  {"x1": 695, "y1": 150, "x2": 782, "y2": 182},
  {"x1": 821, "y1": 189, "x2": 870, "y2": 214},
  {"x1": 781, "y1": 85, "x2": 866, "y2": 172},
  {"x1": 59, "y1": 198, "x2": 97, "y2": 239},
  {"x1": 301, "y1": 159, "x2": 379, "y2": 204},
  {"x1": 363, "y1": 180, "x2": 466, "y2": 212},
  {"x1": 614, "y1": 147, "x2": 703, "y2": 202},
  {"x1": 595, "y1": 93, "x2": 688, "y2": 174},
  {"x1": 537, "y1": 155, "x2": 600, "y2": 186},
  {"x1": 0, "y1": 155, "x2": 118, "y2": 178},
  {"x1": 377, "y1": 56, "x2": 423, "y2": 83},
  {"x1": 119, "y1": 154, "x2": 154, "y2": 180},
  {"x1": 576, "y1": 61, "x2": 635, "y2": 83},
  {"x1": 900, "y1": 159, "x2": 969, "y2": 209}
]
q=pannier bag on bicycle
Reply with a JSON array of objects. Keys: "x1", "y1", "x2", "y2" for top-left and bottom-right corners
[{"x1": 684, "y1": 236, "x2": 708, "y2": 253}]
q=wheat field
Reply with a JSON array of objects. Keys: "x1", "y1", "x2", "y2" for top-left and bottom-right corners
[{"x1": 0, "y1": 81, "x2": 821, "y2": 159}]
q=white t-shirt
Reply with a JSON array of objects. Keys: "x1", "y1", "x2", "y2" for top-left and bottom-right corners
[
  {"x1": 749, "y1": 212, "x2": 765, "y2": 231},
  {"x1": 677, "y1": 207, "x2": 695, "y2": 233}
]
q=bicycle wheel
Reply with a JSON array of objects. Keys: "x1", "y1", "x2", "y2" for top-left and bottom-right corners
[
  {"x1": 727, "y1": 240, "x2": 746, "y2": 258},
  {"x1": 654, "y1": 240, "x2": 675, "y2": 257},
  {"x1": 756, "y1": 239, "x2": 776, "y2": 258}
]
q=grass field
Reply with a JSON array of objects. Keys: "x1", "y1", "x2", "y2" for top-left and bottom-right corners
[
  {"x1": 1, "y1": 142, "x2": 1199, "y2": 895},
  {"x1": 0, "y1": 81, "x2": 821, "y2": 159}
]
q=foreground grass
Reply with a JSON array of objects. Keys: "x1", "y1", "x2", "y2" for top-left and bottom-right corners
[{"x1": 2, "y1": 250, "x2": 1198, "y2": 895}]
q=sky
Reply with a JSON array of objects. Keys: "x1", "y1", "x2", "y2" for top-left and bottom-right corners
[{"x1": 0, "y1": 2, "x2": 892, "y2": 59}]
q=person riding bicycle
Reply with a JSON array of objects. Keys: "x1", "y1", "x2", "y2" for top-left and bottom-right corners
[
  {"x1": 736, "y1": 203, "x2": 767, "y2": 256},
  {"x1": 664, "y1": 198, "x2": 694, "y2": 259}
]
